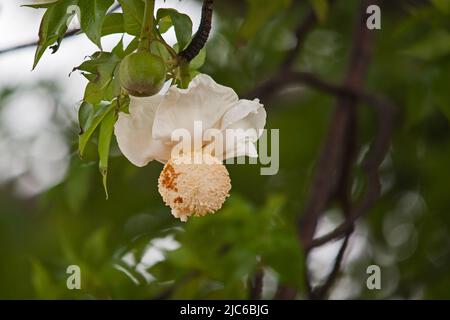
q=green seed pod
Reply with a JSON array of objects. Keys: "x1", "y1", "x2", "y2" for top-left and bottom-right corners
[{"x1": 119, "y1": 51, "x2": 166, "y2": 97}]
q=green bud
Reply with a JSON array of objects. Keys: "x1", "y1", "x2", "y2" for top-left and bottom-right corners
[{"x1": 119, "y1": 51, "x2": 166, "y2": 97}]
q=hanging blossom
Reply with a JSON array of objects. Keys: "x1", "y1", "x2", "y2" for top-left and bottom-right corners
[{"x1": 114, "y1": 74, "x2": 266, "y2": 221}]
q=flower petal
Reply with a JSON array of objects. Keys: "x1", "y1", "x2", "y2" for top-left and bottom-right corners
[
  {"x1": 114, "y1": 95, "x2": 171, "y2": 166},
  {"x1": 217, "y1": 99, "x2": 266, "y2": 160},
  {"x1": 152, "y1": 74, "x2": 239, "y2": 143}
]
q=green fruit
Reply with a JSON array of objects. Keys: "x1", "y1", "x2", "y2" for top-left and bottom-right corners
[{"x1": 119, "y1": 51, "x2": 166, "y2": 97}]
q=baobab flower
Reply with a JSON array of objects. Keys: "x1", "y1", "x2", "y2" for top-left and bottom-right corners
[{"x1": 114, "y1": 74, "x2": 266, "y2": 221}]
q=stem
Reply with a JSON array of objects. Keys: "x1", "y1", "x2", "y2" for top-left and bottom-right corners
[
  {"x1": 155, "y1": 32, "x2": 178, "y2": 59},
  {"x1": 138, "y1": 0, "x2": 155, "y2": 51},
  {"x1": 179, "y1": 0, "x2": 213, "y2": 62},
  {"x1": 179, "y1": 62, "x2": 191, "y2": 88}
]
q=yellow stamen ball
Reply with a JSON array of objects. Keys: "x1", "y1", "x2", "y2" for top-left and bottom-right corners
[{"x1": 158, "y1": 152, "x2": 231, "y2": 222}]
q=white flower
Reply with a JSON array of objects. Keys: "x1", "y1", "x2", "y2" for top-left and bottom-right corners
[{"x1": 114, "y1": 74, "x2": 266, "y2": 221}]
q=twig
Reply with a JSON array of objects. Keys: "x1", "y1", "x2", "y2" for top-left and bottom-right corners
[
  {"x1": 312, "y1": 232, "x2": 351, "y2": 299},
  {"x1": 308, "y1": 93, "x2": 395, "y2": 250},
  {"x1": 179, "y1": 0, "x2": 213, "y2": 62},
  {"x1": 248, "y1": 269, "x2": 264, "y2": 300},
  {"x1": 280, "y1": 7, "x2": 317, "y2": 71},
  {"x1": 246, "y1": 2, "x2": 337, "y2": 99},
  {"x1": 299, "y1": 0, "x2": 376, "y2": 252}
]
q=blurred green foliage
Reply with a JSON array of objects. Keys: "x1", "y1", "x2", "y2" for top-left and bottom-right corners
[{"x1": 0, "y1": 0, "x2": 449, "y2": 299}]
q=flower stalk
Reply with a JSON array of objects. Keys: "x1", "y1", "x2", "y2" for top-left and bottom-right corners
[
  {"x1": 138, "y1": 0, "x2": 156, "y2": 52},
  {"x1": 179, "y1": 62, "x2": 191, "y2": 89}
]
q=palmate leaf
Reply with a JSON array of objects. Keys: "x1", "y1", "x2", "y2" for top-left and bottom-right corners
[
  {"x1": 29, "y1": 0, "x2": 115, "y2": 67},
  {"x1": 102, "y1": 13, "x2": 125, "y2": 36},
  {"x1": 78, "y1": 0, "x2": 114, "y2": 49},
  {"x1": 74, "y1": 51, "x2": 121, "y2": 104},
  {"x1": 157, "y1": 15, "x2": 173, "y2": 34},
  {"x1": 117, "y1": 0, "x2": 145, "y2": 36},
  {"x1": 29, "y1": 0, "x2": 78, "y2": 69},
  {"x1": 156, "y1": 8, "x2": 193, "y2": 51},
  {"x1": 74, "y1": 39, "x2": 138, "y2": 105}
]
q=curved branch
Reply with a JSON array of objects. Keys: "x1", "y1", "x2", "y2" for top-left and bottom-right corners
[
  {"x1": 312, "y1": 232, "x2": 351, "y2": 299},
  {"x1": 308, "y1": 94, "x2": 396, "y2": 250},
  {"x1": 178, "y1": 0, "x2": 213, "y2": 62}
]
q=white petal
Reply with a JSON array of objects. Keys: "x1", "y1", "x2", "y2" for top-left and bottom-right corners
[
  {"x1": 114, "y1": 95, "x2": 172, "y2": 166},
  {"x1": 220, "y1": 99, "x2": 266, "y2": 136},
  {"x1": 217, "y1": 99, "x2": 266, "y2": 161},
  {"x1": 234, "y1": 140, "x2": 259, "y2": 158},
  {"x1": 152, "y1": 74, "x2": 239, "y2": 142}
]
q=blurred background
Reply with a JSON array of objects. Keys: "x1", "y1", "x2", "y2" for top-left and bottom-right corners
[{"x1": 0, "y1": 0, "x2": 449, "y2": 299}]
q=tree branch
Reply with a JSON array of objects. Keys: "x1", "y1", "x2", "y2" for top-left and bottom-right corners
[
  {"x1": 308, "y1": 93, "x2": 395, "y2": 250},
  {"x1": 178, "y1": 0, "x2": 213, "y2": 62},
  {"x1": 248, "y1": 269, "x2": 264, "y2": 300},
  {"x1": 248, "y1": 0, "x2": 392, "y2": 300},
  {"x1": 299, "y1": 0, "x2": 376, "y2": 252},
  {"x1": 312, "y1": 232, "x2": 351, "y2": 299},
  {"x1": 280, "y1": 7, "x2": 317, "y2": 71}
]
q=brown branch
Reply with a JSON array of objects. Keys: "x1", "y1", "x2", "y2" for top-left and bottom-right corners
[
  {"x1": 299, "y1": 0, "x2": 376, "y2": 252},
  {"x1": 248, "y1": 0, "x2": 391, "y2": 300},
  {"x1": 248, "y1": 269, "x2": 264, "y2": 300},
  {"x1": 246, "y1": 1, "x2": 339, "y2": 100},
  {"x1": 312, "y1": 232, "x2": 351, "y2": 299},
  {"x1": 247, "y1": 70, "x2": 357, "y2": 101},
  {"x1": 308, "y1": 94, "x2": 395, "y2": 250},
  {"x1": 280, "y1": 7, "x2": 317, "y2": 71},
  {"x1": 245, "y1": 0, "x2": 390, "y2": 300},
  {"x1": 179, "y1": 0, "x2": 213, "y2": 62}
]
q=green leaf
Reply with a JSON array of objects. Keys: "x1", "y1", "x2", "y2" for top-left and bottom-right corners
[
  {"x1": 112, "y1": 37, "x2": 139, "y2": 58},
  {"x1": 78, "y1": 101, "x2": 116, "y2": 158},
  {"x1": 31, "y1": 0, "x2": 78, "y2": 69},
  {"x1": 118, "y1": 0, "x2": 145, "y2": 36},
  {"x1": 157, "y1": 15, "x2": 172, "y2": 34},
  {"x1": 98, "y1": 108, "x2": 118, "y2": 199},
  {"x1": 150, "y1": 41, "x2": 173, "y2": 63},
  {"x1": 124, "y1": 37, "x2": 140, "y2": 56},
  {"x1": 78, "y1": 101, "x2": 95, "y2": 134},
  {"x1": 189, "y1": 47, "x2": 206, "y2": 70},
  {"x1": 240, "y1": 0, "x2": 291, "y2": 39},
  {"x1": 156, "y1": 8, "x2": 193, "y2": 51},
  {"x1": 309, "y1": 0, "x2": 329, "y2": 23},
  {"x1": 22, "y1": 3, "x2": 53, "y2": 9},
  {"x1": 431, "y1": 0, "x2": 450, "y2": 14},
  {"x1": 30, "y1": 259, "x2": 60, "y2": 299},
  {"x1": 78, "y1": 0, "x2": 114, "y2": 48},
  {"x1": 75, "y1": 51, "x2": 122, "y2": 104},
  {"x1": 402, "y1": 30, "x2": 450, "y2": 61},
  {"x1": 102, "y1": 13, "x2": 125, "y2": 36}
]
